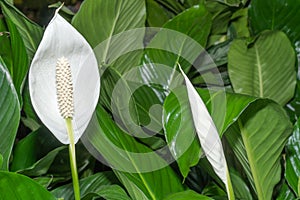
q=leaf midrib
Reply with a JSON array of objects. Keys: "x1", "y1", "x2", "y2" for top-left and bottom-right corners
[{"x1": 254, "y1": 45, "x2": 264, "y2": 97}]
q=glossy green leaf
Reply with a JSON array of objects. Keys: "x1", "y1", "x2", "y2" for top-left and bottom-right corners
[
  {"x1": 72, "y1": 0, "x2": 146, "y2": 75},
  {"x1": 52, "y1": 172, "x2": 128, "y2": 200},
  {"x1": 225, "y1": 101, "x2": 292, "y2": 199},
  {"x1": 285, "y1": 118, "x2": 300, "y2": 196},
  {"x1": 276, "y1": 182, "x2": 297, "y2": 200},
  {"x1": 4, "y1": 17, "x2": 28, "y2": 103},
  {"x1": 141, "y1": 4, "x2": 212, "y2": 101},
  {"x1": 0, "y1": 17, "x2": 12, "y2": 70},
  {"x1": 81, "y1": 185, "x2": 132, "y2": 200},
  {"x1": 0, "y1": 0, "x2": 43, "y2": 61},
  {"x1": 0, "y1": 58, "x2": 20, "y2": 171},
  {"x1": 17, "y1": 146, "x2": 66, "y2": 176},
  {"x1": 0, "y1": 171, "x2": 56, "y2": 199},
  {"x1": 229, "y1": 8, "x2": 250, "y2": 38},
  {"x1": 249, "y1": 0, "x2": 300, "y2": 56},
  {"x1": 146, "y1": 0, "x2": 170, "y2": 27},
  {"x1": 72, "y1": 0, "x2": 145, "y2": 48},
  {"x1": 228, "y1": 30, "x2": 296, "y2": 105},
  {"x1": 164, "y1": 190, "x2": 213, "y2": 200},
  {"x1": 81, "y1": 105, "x2": 184, "y2": 200}
]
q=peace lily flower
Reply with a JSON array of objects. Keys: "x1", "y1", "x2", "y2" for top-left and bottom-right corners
[{"x1": 29, "y1": 8, "x2": 100, "y2": 200}]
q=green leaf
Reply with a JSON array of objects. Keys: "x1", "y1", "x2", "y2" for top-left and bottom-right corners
[
  {"x1": 0, "y1": 154, "x2": 3, "y2": 168},
  {"x1": 0, "y1": 171, "x2": 56, "y2": 199},
  {"x1": 163, "y1": 190, "x2": 213, "y2": 200},
  {"x1": 0, "y1": 0, "x2": 43, "y2": 61},
  {"x1": 81, "y1": 105, "x2": 184, "y2": 200},
  {"x1": 52, "y1": 172, "x2": 127, "y2": 199},
  {"x1": 248, "y1": 0, "x2": 300, "y2": 56},
  {"x1": 285, "y1": 118, "x2": 300, "y2": 196},
  {"x1": 276, "y1": 182, "x2": 297, "y2": 200},
  {"x1": 4, "y1": 17, "x2": 28, "y2": 103},
  {"x1": 0, "y1": 58, "x2": 20, "y2": 171},
  {"x1": 212, "y1": 0, "x2": 241, "y2": 7},
  {"x1": 81, "y1": 185, "x2": 132, "y2": 200},
  {"x1": 141, "y1": 4, "x2": 212, "y2": 101},
  {"x1": 17, "y1": 146, "x2": 66, "y2": 176},
  {"x1": 225, "y1": 101, "x2": 292, "y2": 199},
  {"x1": 230, "y1": 170, "x2": 253, "y2": 200},
  {"x1": 146, "y1": 0, "x2": 170, "y2": 27},
  {"x1": 0, "y1": 17, "x2": 12, "y2": 70},
  {"x1": 228, "y1": 30, "x2": 296, "y2": 105},
  {"x1": 72, "y1": 0, "x2": 146, "y2": 73},
  {"x1": 229, "y1": 8, "x2": 250, "y2": 38}
]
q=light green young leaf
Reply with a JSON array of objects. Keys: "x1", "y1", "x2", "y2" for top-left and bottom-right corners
[
  {"x1": 29, "y1": 11, "x2": 100, "y2": 144},
  {"x1": 178, "y1": 66, "x2": 234, "y2": 199}
]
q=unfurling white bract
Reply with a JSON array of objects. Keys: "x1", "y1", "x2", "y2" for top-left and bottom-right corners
[
  {"x1": 56, "y1": 57, "x2": 74, "y2": 119},
  {"x1": 29, "y1": 10, "x2": 100, "y2": 144},
  {"x1": 178, "y1": 65, "x2": 234, "y2": 199}
]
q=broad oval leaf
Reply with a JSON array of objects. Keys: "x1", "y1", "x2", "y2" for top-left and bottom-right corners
[
  {"x1": 29, "y1": 12, "x2": 100, "y2": 144},
  {"x1": 0, "y1": 171, "x2": 56, "y2": 200},
  {"x1": 248, "y1": 0, "x2": 300, "y2": 57},
  {"x1": 228, "y1": 30, "x2": 296, "y2": 105},
  {"x1": 0, "y1": 58, "x2": 20, "y2": 170},
  {"x1": 225, "y1": 100, "x2": 292, "y2": 199}
]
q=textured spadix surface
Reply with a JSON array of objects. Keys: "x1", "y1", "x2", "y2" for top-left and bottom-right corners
[{"x1": 29, "y1": 12, "x2": 100, "y2": 144}]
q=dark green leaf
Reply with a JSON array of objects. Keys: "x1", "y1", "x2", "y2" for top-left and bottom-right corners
[
  {"x1": 0, "y1": 0, "x2": 43, "y2": 61},
  {"x1": 228, "y1": 30, "x2": 296, "y2": 105},
  {"x1": 285, "y1": 118, "x2": 300, "y2": 196},
  {"x1": 229, "y1": 8, "x2": 250, "y2": 38},
  {"x1": 164, "y1": 190, "x2": 213, "y2": 200},
  {"x1": 146, "y1": 0, "x2": 170, "y2": 27},
  {"x1": 0, "y1": 58, "x2": 20, "y2": 171},
  {"x1": 0, "y1": 171, "x2": 56, "y2": 200},
  {"x1": 0, "y1": 17, "x2": 12, "y2": 70},
  {"x1": 81, "y1": 185, "x2": 132, "y2": 200},
  {"x1": 52, "y1": 172, "x2": 125, "y2": 200},
  {"x1": 249, "y1": 0, "x2": 300, "y2": 56},
  {"x1": 276, "y1": 182, "x2": 297, "y2": 200},
  {"x1": 3, "y1": 17, "x2": 28, "y2": 103},
  {"x1": 81, "y1": 106, "x2": 184, "y2": 199}
]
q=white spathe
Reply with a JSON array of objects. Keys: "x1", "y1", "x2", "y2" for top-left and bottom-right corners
[
  {"x1": 178, "y1": 66, "x2": 231, "y2": 196},
  {"x1": 29, "y1": 11, "x2": 100, "y2": 144}
]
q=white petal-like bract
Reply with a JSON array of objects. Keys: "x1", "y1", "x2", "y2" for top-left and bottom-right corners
[
  {"x1": 29, "y1": 12, "x2": 100, "y2": 144},
  {"x1": 179, "y1": 66, "x2": 233, "y2": 198}
]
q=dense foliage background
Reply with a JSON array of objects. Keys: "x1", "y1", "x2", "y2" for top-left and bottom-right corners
[{"x1": 0, "y1": 0, "x2": 300, "y2": 199}]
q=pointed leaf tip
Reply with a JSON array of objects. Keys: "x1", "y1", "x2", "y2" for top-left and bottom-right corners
[
  {"x1": 29, "y1": 12, "x2": 100, "y2": 144},
  {"x1": 178, "y1": 65, "x2": 234, "y2": 199}
]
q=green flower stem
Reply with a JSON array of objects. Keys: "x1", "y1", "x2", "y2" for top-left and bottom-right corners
[{"x1": 65, "y1": 118, "x2": 80, "y2": 200}]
